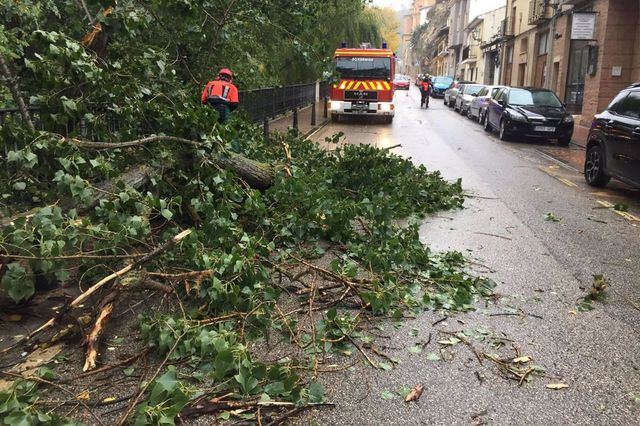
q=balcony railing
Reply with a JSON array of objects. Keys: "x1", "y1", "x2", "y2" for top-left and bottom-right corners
[{"x1": 528, "y1": 0, "x2": 550, "y2": 25}]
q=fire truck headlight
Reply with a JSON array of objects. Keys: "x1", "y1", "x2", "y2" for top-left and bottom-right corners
[
  {"x1": 330, "y1": 101, "x2": 341, "y2": 111},
  {"x1": 379, "y1": 103, "x2": 392, "y2": 112}
]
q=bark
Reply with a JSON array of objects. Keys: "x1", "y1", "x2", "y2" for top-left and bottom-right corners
[
  {"x1": 217, "y1": 153, "x2": 274, "y2": 190},
  {"x1": 0, "y1": 56, "x2": 35, "y2": 131},
  {"x1": 83, "y1": 289, "x2": 119, "y2": 371},
  {"x1": 64, "y1": 135, "x2": 274, "y2": 189}
]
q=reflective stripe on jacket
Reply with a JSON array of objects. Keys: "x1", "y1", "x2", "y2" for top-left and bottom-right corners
[{"x1": 201, "y1": 80, "x2": 239, "y2": 108}]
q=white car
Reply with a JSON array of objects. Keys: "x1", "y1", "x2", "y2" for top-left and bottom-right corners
[{"x1": 454, "y1": 84, "x2": 486, "y2": 114}]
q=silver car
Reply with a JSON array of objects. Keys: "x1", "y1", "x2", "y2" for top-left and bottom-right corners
[
  {"x1": 454, "y1": 84, "x2": 486, "y2": 114},
  {"x1": 443, "y1": 80, "x2": 473, "y2": 108},
  {"x1": 468, "y1": 85, "x2": 507, "y2": 122}
]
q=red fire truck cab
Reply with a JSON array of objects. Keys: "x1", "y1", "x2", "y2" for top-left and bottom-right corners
[{"x1": 329, "y1": 45, "x2": 396, "y2": 123}]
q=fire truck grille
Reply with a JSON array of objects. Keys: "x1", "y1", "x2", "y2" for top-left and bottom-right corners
[{"x1": 344, "y1": 90, "x2": 378, "y2": 101}]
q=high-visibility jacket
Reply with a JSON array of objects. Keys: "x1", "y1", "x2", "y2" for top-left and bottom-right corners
[
  {"x1": 201, "y1": 80, "x2": 239, "y2": 110},
  {"x1": 420, "y1": 81, "x2": 431, "y2": 93}
]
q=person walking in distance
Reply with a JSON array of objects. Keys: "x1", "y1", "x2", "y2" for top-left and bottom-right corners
[
  {"x1": 201, "y1": 68, "x2": 239, "y2": 123},
  {"x1": 419, "y1": 75, "x2": 431, "y2": 108}
]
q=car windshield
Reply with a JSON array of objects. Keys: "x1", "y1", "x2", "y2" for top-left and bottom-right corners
[
  {"x1": 394, "y1": 74, "x2": 409, "y2": 81},
  {"x1": 508, "y1": 89, "x2": 563, "y2": 107},
  {"x1": 434, "y1": 77, "x2": 453, "y2": 85},
  {"x1": 336, "y1": 57, "x2": 391, "y2": 79},
  {"x1": 464, "y1": 85, "x2": 484, "y2": 95}
]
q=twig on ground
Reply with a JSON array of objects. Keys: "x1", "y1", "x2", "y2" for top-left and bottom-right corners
[
  {"x1": 474, "y1": 232, "x2": 512, "y2": 241},
  {"x1": 19, "y1": 230, "x2": 192, "y2": 348},
  {"x1": 0, "y1": 371, "x2": 105, "y2": 425},
  {"x1": 115, "y1": 332, "x2": 186, "y2": 426}
]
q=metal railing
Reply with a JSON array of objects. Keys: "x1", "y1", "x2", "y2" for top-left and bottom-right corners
[
  {"x1": 1, "y1": 81, "x2": 325, "y2": 139},
  {"x1": 238, "y1": 82, "x2": 318, "y2": 123}
]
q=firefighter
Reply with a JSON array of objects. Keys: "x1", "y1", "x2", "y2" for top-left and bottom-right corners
[
  {"x1": 201, "y1": 68, "x2": 239, "y2": 123},
  {"x1": 419, "y1": 75, "x2": 431, "y2": 108}
]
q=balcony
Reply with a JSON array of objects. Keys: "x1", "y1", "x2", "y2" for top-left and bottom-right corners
[{"x1": 528, "y1": 0, "x2": 550, "y2": 25}]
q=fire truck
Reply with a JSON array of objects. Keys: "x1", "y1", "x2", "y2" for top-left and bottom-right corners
[{"x1": 329, "y1": 43, "x2": 396, "y2": 123}]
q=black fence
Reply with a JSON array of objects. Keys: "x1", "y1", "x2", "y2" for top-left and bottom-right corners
[
  {"x1": 1, "y1": 81, "x2": 327, "y2": 139},
  {"x1": 238, "y1": 82, "x2": 319, "y2": 122}
]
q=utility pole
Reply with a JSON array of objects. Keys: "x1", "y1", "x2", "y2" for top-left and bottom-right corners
[{"x1": 544, "y1": 0, "x2": 560, "y2": 90}]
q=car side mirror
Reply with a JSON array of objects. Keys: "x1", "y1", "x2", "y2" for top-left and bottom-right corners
[{"x1": 498, "y1": 99, "x2": 505, "y2": 106}]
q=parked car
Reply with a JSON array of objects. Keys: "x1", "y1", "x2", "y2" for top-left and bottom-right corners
[
  {"x1": 444, "y1": 80, "x2": 474, "y2": 107},
  {"x1": 469, "y1": 85, "x2": 507, "y2": 122},
  {"x1": 430, "y1": 76, "x2": 454, "y2": 98},
  {"x1": 584, "y1": 83, "x2": 640, "y2": 188},
  {"x1": 454, "y1": 84, "x2": 486, "y2": 114},
  {"x1": 393, "y1": 74, "x2": 410, "y2": 90},
  {"x1": 484, "y1": 87, "x2": 574, "y2": 145}
]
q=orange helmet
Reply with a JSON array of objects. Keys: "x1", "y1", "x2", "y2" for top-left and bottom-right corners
[{"x1": 218, "y1": 68, "x2": 234, "y2": 81}]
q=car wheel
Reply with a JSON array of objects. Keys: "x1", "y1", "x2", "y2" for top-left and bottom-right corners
[
  {"x1": 584, "y1": 144, "x2": 611, "y2": 187},
  {"x1": 558, "y1": 136, "x2": 572, "y2": 146},
  {"x1": 484, "y1": 114, "x2": 492, "y2": 132},
  {"x1": 499, "y1": 119, "x2": 510, "y2": 141},
  {"x1": 443, "y1": 98, "x2": 448, "y2": 106},
  {"x1": 478, "y1": 111, "x2": 484, "y2": 124},
  {"x1": 467, "y1": 109, "x2": 473, "y2": 119}
]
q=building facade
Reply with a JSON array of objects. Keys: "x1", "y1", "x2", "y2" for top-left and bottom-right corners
[
  {"x1": 400, "y1": 0, "x2": 437, "y2": 75},
  {"x1": 500, "y1": 0, "x2": 640, "y2": 143}
]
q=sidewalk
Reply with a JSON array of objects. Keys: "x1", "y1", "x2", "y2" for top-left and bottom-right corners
[
  {"x1": 268, "y1": 99, "x2": 329, "y2": 137},
  {"x1": 537, "y1": 144, "x2": 586, "y2": 171}
]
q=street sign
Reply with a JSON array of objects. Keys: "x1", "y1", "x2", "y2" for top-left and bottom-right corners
[{"x1": 571, "y1": 12, "x2": 596, "y2": 40}]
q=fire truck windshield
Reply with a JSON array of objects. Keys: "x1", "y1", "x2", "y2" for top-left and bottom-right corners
[{"x1": 336, "y1": 57, "x2": 391, "y2": 79}]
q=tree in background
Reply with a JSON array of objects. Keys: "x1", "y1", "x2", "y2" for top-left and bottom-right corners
[{"x1": 366, "y1": 7, "x2": 401, "y2": 53}]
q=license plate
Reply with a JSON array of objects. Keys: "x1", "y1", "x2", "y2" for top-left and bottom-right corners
[{"x1": 534, "y1": 126, "x2": 556, "y2": 132}]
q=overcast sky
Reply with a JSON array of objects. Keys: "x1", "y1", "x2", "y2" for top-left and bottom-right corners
[{"x1": 371, "y1": 0, "x2": 506, "y2": 15}]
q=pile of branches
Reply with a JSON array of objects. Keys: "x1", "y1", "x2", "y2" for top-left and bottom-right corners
[
  {"x1": 0, "y1": 2, "x2": 494, "y2": 424},
  {"x1": 0, "y1": 119, "x2": 496, "y2": 423}
]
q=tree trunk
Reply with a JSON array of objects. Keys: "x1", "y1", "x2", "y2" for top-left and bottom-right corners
[
  {"x1": 0, "y1": 56, "x2": 35, "y2": 131},
  {"x1": 217, "y1": 153, "x2": 273, "y2": 190}
]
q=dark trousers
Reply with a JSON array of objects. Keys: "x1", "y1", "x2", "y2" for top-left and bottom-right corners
[{"x1": 420, "y1": 90, "x2": 430, "y2": 107}]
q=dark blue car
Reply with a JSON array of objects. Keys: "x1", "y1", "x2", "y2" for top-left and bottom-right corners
[
  {"x1": 484, "y1": 87, "x2": 574, "y2": 145},
  {"x1": 430, "y1": 76, "x2": 454, "y2": 98}
]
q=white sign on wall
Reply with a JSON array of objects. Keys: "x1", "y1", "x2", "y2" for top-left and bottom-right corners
[{"x1": 571, "y1": 12, "x2": 597, "y2": 40}]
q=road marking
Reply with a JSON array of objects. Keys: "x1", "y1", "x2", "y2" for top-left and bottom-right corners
[
  {"x1": 537, "y1": 166, "x2": 578, "y2": 187},
  {"x1": 597, "y1": 200, "x2": 639, "y2": 222}
]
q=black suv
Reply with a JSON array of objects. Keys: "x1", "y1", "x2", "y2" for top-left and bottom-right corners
[{"x1": 584, "y1": 83, "x2": 640, "y2": 188}]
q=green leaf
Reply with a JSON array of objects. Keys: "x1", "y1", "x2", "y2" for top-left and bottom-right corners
[
  {"x1": 307, "y1": 381, "x2": 326, "y2": 403},
  {"x1": 407, "y1": 345, "x2": 422, "y2": 354},
  {"x1": 161, "y1": 209, "x2": 173, "y2": 220},
  {"x1": 1, "y1": 263, "x2": 34, "y2": 303},
  {"x1": 12, "y1": 182, "x2": 26, "y2": 191},
  {"x1": 426, "y1": 352, "x2": 441, "y2": 361},
  {"x1": 378, "y1": 362, "x2": 393, "y2": 371},
  {"x1": 380, "y1": 390, "x2": 395, "y2": 400}
]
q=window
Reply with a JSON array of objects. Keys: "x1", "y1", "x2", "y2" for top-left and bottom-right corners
[
  {"x1": 506, "y1": 46, "x2": 514, "y2": 64},
  {"x1": 491, "y1": 87, "x2": 501, "y2": 97},
  {"x1": 617, "y1": 92, "x2": 640, "y2": 119},
  {"x1": 464, "y1": 85, "x2": 484, "y2": 95},
  {"x1": 336, "y1": 57, "x2": 391, "y2": 79},
  {"x1": 510, "y1": 6, "x2": 516, "y2": 34},
  {"x1": 477, "y1": 87, "x2": 489, "y2": 96},
  {"x1": 520, "y1": 37, "x2": 528, "y2": 53},
  {"x1": 608, "y1": 92, "x2": 629, "y2": 113},
  {"x1": 508, "y1": 88, "x2": 563, "y2": 107},
  {"x1": 538, "y1": 31, "x2": 549, "y2": 55}
]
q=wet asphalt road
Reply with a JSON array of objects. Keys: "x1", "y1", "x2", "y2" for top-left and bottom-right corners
[{"x1": 304, "y1": 86, "x2": 640, "y2": 425}]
